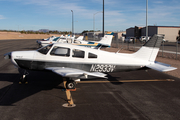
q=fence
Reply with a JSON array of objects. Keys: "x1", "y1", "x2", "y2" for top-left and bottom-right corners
[{"x1": 111, "y1": 38, "x2": 180, "y2": 60}]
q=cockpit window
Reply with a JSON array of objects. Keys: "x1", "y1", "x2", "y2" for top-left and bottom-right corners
[
  {"x1": 50, "y1": 46, "x2": 70, "y2": 57},
  {"x1": 37, "y1": 44, "x2": 53, "y2": 55},
  {"x1": 53, "y1": 37, "x2": 60, "y2": 41}
]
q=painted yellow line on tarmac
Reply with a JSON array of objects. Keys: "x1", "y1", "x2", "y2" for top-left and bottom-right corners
[{"x1": 77, "y1": 79, "x2": 174, "y2": 83}]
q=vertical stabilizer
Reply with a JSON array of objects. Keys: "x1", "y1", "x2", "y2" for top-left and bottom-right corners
[
  {"x1": 133, "y1": 34, "x2": 163, "y2": 62},
  {"x1": 97, "y1": 32, "x2": 114, "y2": 47},
  {"x1": 97, "y1": 35, "x2": 113, "y2": 47},
  {"x1": 76, "y1": 36, "x2": 84, "y2": 41}
]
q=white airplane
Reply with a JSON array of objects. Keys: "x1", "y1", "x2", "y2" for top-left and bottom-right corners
[
  {"x1": 39, "y1": 35, "x2": 72, "y2": 47},
  {"x1": 73, "y1": 36, "x2": 84, "y2": 43},
  {"x1": 40, "y1": 34, "x2": 112, "y2": 48},
  {"x1": 4, "y1": 34, "x2": 177, "y2": 89},
  {"x1": 36, "y1": 36, "x2": 57, "y2": 47},
  {"x1": 73, "y1": 33, "x2": 113, "y2": 48}
]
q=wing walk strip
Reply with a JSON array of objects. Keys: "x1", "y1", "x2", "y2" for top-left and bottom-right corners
[{"x1": 77, "y1": 79, "x2": 174, "y2": 83}]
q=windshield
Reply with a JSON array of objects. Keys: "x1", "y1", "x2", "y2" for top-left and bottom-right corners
[
  {"x1": 37, "y1": 44, "x2": 53, "y2": 54},
  {"x1": 46, "y1": 37, "x2": 50, "y2": 40},
  {"x1": 53, "y1": 37, "x2": 60, "y2": 41}
]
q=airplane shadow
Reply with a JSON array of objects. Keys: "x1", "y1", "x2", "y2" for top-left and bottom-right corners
[
  {"x1": 0, "y1": 71, "x2": 65, "y2": 106},
  {"x1": 0, "y1": 68, "x2": 171, "y2": 106},
  {"x1": 107, "y1": 74, "x2": 123, "y2": 85}
]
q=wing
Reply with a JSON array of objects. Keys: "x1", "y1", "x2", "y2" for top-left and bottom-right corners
[
  {"x1": 146, "y1": 61, "x2": 177, "y2": 72},
  {"x1": 46, "y1": 67, "x2": 107, "y2": 79}
]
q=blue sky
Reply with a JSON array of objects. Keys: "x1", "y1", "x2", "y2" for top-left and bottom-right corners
[{"x1": 0, "y1": 0, "x2": 180, "y2": 33}]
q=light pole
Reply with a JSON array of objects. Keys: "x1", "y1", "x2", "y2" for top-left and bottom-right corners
[
  {"x1": 71, "y1": 10, "x2": 74, "y2": 37},
  {"x1": 93, "y1": 11, "x2": 102, "y2": 40},
  {"x1": 102, "y1": 0, "x2": 104, "y2": 37},
  {"x1": 146, "y1": 0, "x2": 148, "y2": 41}
]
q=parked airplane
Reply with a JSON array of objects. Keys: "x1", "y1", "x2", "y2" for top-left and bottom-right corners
[
  {"x1": 74, "y1": 33, "x2": 113, "y2": 48},
  {"x1": 36, "y1": 36, "x2": 57, "y2": 47},
  {"x1": 4, "y1": 34, "x2": 177, "y2": 89},
  {"x1": 39, "y1": 35, "x2": 74, "y2": 47},
  {"x1": 39, "y1": 34, "x2": 113, "y2": 48},
  {"x1": 40, "y1": 36, "x2": 67, "y2": 47},
  {"x1": 74, "y1": 35, "x2": 113, "y2": 48}
]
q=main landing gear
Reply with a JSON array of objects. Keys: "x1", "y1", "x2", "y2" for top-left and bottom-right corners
[{"x1": 62, "y1": 78, "x2": 78, "y2": 108}]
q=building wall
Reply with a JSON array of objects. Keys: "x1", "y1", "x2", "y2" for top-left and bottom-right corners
[
  {"x1": 141, "y1": 26, "x2": 158, "y2": 36},
  {"x1": 126, "y1": 28, "x2": 135, "y2": 37},
  {"x1": 84, "y1": 32, "x2": 103, "y2": 41},
  {"x1": 127, "y1": 26, "x2": 180, "y2": 42},
  {"x1": 117, "y1": 31, "x2": 126, "y2": 39},
  {"x1": 158, "y1": 27, "x2": 180, "y2": 42},
  {"x1": 149, "y1": 26, "x2": 158, "y2": 36}
]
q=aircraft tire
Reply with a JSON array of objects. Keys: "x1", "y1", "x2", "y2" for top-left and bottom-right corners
[
  {"x1": 66, "y1": 81, "x2": 76, "y2": 89},
  {"x1": 19, "y1": 75, "x2": 28, "y2": 84}
]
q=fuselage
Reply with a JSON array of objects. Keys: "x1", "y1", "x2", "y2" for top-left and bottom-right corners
[
  {"x1": 11, "y1": 43, "x2": 148, "y2": 73},
  {"x1": 40, "y1": 37, "x2": 69, "y2": 47}
]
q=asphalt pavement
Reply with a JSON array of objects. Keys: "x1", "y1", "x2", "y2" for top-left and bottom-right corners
[{"x1": 0, "y1": 39, "x2": 180, "y2": 120}]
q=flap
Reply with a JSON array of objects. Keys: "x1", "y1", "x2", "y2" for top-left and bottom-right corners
[{"x1": 46, "y1": 67, "x2": 107, "y2": 78}]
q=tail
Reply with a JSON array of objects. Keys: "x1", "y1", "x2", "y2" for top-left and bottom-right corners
[
  {"x1": 76, "y1": 36, "x2": 84, "y2": 41},
  {"x1": 133, "y1": 34, "x2": 177, "y2": 72},
  {"x1": 97, "y1": 32, "x2": 114, "y2": 47},
  {"x1": 133, "y1": 34, "x2": 163, "y2": 62},
  {"x1": 97, "y1": 35, "x2": 113, "y2": 47}
]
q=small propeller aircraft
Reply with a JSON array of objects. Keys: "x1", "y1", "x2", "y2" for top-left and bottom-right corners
[
  {"x1": 39, "y1": 35, "x2": 74, "y2": 47},
  {"x1": 73, "y1": 34, "x2": 113, "y2": 48},
  {"x1": 39, "y1": 33, "x2": 113, "y2": 48},
  {"x1": 73, "y1": 32, "x2": 113, "y2": 48},
  {"x1": 4, "y1": 34, "x2": 177, "y2": 89},
  {"x1": 36, "y1": 35, "x2": 58, "y2": 47}
]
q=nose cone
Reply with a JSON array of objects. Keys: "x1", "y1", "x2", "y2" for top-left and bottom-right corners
[
  {"x1": 4, "y1": 52, "x2": 11, "y2": 59},
  {"x1": 11, "y1": 51, "x2": 35, "y2": 68}
]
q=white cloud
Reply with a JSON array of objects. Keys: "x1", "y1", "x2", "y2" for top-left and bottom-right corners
[
  {"x1": 4, "y1": 0, "x2": 180, "y2": 31},
  {"x1": 153, "y1": 1, "x2": 163, "y2": 4},
  {"x1": 148, "y1": 4, "x2": 180, "y2": 24},
  {"x1": 0, "y1": 15, "x2": 6, "y2": 19}
]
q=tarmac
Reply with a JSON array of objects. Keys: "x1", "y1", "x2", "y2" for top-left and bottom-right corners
[{"x1": 0, "y1": 39, "x2": 180, "y2": 120}]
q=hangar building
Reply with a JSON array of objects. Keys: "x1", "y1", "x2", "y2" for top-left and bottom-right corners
[{"x1": 126, "y1": 26, "x2": 180, "y2": 42}]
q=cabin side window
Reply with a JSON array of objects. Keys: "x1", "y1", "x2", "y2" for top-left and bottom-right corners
[
  {"x1": 72, "y1": 49, "x2": 85, "y2": 58},
  {"x1": 50, "y1": 46, "x2": 70, "y2": 57},
  {"x1": 88, "y1": 52, "x2": 97, "y2": 58}
]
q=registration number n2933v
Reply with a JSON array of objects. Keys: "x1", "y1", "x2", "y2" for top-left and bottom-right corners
[{"x1": 90, "y1": 64, "x2": 116, "y2": 72}]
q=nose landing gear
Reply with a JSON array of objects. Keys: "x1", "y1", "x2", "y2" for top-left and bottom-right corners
[
  {"x1": 19, "y1": 74, "x2": 28, "y2": 84},
  {"x1": 18, "y1": 68, "x2": 29, "y2": 84}
]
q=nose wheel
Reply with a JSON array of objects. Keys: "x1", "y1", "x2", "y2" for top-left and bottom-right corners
[
  {"x1": 19, "y1": 75, "x2": 28, "y2": 84},
  {"x1": 18, "y1": 68, "x2": 29, "y2": 84}
]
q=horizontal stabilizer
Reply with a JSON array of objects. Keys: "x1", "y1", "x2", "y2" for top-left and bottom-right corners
[{"x1": 146, "y1": 62, "x2": 177, "y2": 72}]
